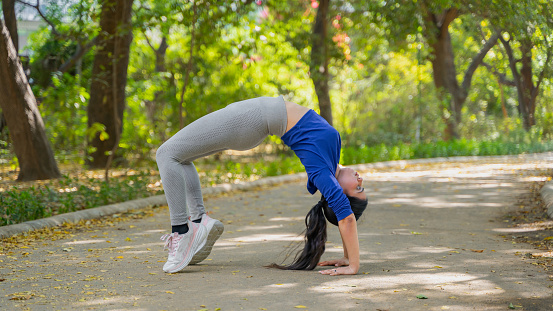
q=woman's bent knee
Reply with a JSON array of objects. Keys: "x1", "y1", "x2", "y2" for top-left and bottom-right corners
[{"x1": 156, "y1": 143, "x2": 172, "y2": 164}]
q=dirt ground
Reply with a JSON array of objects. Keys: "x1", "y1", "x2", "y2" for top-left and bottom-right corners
[{"x1": 2, "y1": 155, "x2": 553, "y2": 310}]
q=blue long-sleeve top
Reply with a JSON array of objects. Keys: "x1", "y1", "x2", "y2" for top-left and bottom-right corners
[{"x1": 281, "y1": 109, "x2": 353, "y2": 221}]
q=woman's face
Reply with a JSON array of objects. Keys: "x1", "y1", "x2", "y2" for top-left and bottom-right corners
[{"x1": 336, "y1": 167, "x2": 367, "y2": 200}]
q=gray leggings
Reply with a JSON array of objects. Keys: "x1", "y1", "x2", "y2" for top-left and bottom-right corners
[{"x1": 156, "y1": 96, "x2": 288, "y2": 225}]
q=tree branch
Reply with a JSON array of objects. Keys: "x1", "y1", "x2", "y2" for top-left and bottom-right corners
[
  {"x1": 500, "y1": 35, "x2": 519, "y2": 81},
  {"x1": 481, "y1": 61, "x2": 516, "y2": 86},
  {"x1": 140, "y1": 28, "x2": 156, "y2": 53},
  {"x1": 16, "y1": 0, "x2": 61, "y2": 37},
  {"x1": 441, "y1": 8, "x2": 459, "y2": 29},
  {"x1": 461, "y1": 31, "x2": 500, "y2": 92},
  {"x1": 58, "y1": 36, "x2": 98, "y2": 74}
]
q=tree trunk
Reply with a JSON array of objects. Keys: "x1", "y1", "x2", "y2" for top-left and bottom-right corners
[
  {"x1": 2, "y1": 0, "x2": 18, "y2": 51},
  {"x1": 423, "y1": 8, "x2": 461, "y2": 140},
  {"x1": 520, "y1": 39, "x2": 535, "y2": 129},
  {"x1": 0, "y1": 19, "x2": 61, "y2": 181},
  {"x1": 155, "y1": 36, "x2": 168, "y2": 72},
  {"x1": 422, "y1": 6, "x2": 498, "y2": 140},
  {"x1": 310, "y1": 0, "x2": 333, "y2": 125},
  {"x1": 87, "y1": 0, "x2": 134, "y2": 168},
  {"x1": 500, "y1": 36, "x2": 543, "y2": 131},
  {"x1": 430, "y1": 25, "x2": 461, "y2": 139},
  {"x1": 1, "y1": 0, "x2": 17, "y2": 137}
]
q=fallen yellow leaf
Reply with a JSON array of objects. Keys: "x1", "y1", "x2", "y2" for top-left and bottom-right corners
[{"x1": 295, "y1": 306, "x2": 307, "y2": 309}]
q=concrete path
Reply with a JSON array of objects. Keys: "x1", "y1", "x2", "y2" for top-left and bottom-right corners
[{"x1": 2, "y1": 155, "x2": 553, "y2": 310}]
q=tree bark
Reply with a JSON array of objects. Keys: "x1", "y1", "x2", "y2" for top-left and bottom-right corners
[
  {"x1": 1, "y1": 0, "x2": 17, "y2": 137},
  {"x1": 499, "y1": 35, "x2": 550, "y2": 131},
  {"x1": 2, "y1": 0, "x2": 18, "y2": 51},
  {"x1": 424, "y1": 8, "x2": 461, "y2": 140},
  {"x1": 519, "y1": 39, "x2": 535, "y2": 129},
  {"x1": 0, "y1": 19, "x2": 61, "y2": 181},
  {"x1": 87, "y1": 0, "x2": 134, "y2": 168},
  {"x1": 310, "y1": 0, "x2": 333, "y2": 125}
]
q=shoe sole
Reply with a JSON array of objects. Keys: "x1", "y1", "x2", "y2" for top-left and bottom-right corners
[
  {"x1": 190, "y1": 220, "x2": 224, "y2": 265},
  {"x1": 165, "y1": 225, "x2": 208, "y2": 273}
]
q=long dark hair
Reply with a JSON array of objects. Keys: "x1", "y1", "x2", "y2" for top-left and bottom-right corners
[{"x1": 267, "y1": 195, "x2": 368, "y2": 270}]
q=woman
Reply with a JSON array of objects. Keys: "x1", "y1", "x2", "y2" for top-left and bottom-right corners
[{"x1": 156, "y1": 96, "x2": 367, "y2": 275}]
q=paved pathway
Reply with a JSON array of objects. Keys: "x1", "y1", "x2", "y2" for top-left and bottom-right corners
[{"x1": 2, "y1": 155, "x2": 553, "y2": 310}]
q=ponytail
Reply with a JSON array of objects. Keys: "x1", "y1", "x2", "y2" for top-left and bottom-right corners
[
  {"x1": 267, "y1": 194, "x2": 367, "y2": 270},
  {"x1": 267, "y1": 196, "x2": 328, "y2": 270}
]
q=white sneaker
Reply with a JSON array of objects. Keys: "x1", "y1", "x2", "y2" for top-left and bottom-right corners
[
  {"x1": 189, "y1": 214, "x2": 224, "y2": 265},
  {"x1": 160, "y1": 220, "x2": 207, "y2": 273}
]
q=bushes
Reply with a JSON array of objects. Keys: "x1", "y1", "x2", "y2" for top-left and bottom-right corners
[
  {"x1": 341, "y1": 138, "x2": 553, "y2": 165},
  {"x1": 1, "y1": 173, "x2": 161, "y2": 226}
]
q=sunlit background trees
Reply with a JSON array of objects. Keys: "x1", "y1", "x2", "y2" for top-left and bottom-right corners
[{"x1": 1, "y1": 0, "x2": 553, "y2": 180}]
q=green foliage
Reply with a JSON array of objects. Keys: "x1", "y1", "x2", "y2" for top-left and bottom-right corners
[
  {"x1": 23, "y1": 17, "x2": 95, "y2": 163},
  {"x1": 0, "y1": 172, "x2": 162, "y2": 226},
  {"x1": 341, "y1": 132, "x2": 553, "y2": 165}
]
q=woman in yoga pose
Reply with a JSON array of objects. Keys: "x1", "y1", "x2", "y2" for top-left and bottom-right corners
[{"x1": 156, "y1": 96, "x2": 367, "y2": 275}]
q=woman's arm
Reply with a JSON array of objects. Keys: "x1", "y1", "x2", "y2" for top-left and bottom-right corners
[
  {"x1": 319, "y1": 214, "x2": 359, "y2": 275},
  {"x1": 318, "y1": 223, "x2": 350, "y2": 267},
  {"x1": 341, "y1": 231, "x2": 350, "y2": 259}
]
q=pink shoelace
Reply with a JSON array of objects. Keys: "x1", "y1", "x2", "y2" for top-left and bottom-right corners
[{"x1": 160, "y1": 232, "x2": 182, "y2": 256}]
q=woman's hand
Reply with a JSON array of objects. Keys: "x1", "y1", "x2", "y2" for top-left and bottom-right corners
[
  {"x1": 318, "y1": 257, "x2": 349, "y2": 267},
  {"x1": 319, "y1": 214, "x2": 360, "y2": 276},
  {"x1": 318, "y1": 257, "x2": 357, "y2": 276},
  {"x1": 319, "y1": 265, "x2": 358, "y2": 276}
]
